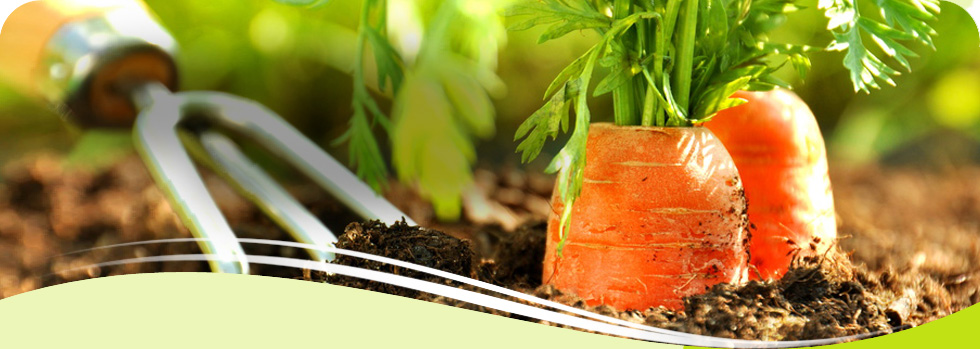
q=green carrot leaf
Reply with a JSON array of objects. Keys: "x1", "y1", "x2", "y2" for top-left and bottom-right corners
[
  {"x1": 336, "y1": 101, "x2": 389, "y2": 192},
  {"x1": 365, "y1": 27, "x2": 405, "y2": 93},
  {"x1": 439, "y1": 59, "x2": 497, "y2": 139},
  {"x1": 544, "y1": 48, "x2": 597, "y2": 100},
  {"x1": 691, "y1": 76, "x2": 752, "y2": 122},
  {"x1": 594, "y1": 42, "x2": 633, "y2": 97},
  {"x1": 515, "y1": 82, "x2": 573, "y2": 163},
  {"x1": 392, "y1": 76, "x2": 476, "y2": 221},
  {"x1": 547, "y1": 126, "x2": 587, "y2": 257},
  {"x1": 691, "y1": 63, "x2": 770, "y2": 120},
  {"x1": 858, "y1": 16, "x2": 917, "y2": 71},
  {"x1": 537, "y1": 18, "x2": 613, "y2": 43},
  {"x1": 875, "y1": 0, "x2": 940, "y2": 48},
  {"x1": 270, "y1": 0, "x2": 330, "y2": 7},
  {"x1": 834, "y1": 25, "x2": 900, "y2": 92},
  {"x1": 698, "y1": 0, "x2": 729, "y2": 54},
  {"x1": 548, "y1": 41, "x2": 603, "y2": 253},
  {"x1": 820, "y1": 0, "x2": 939, "y2": 92},
  {"x1": 505, "y1": 0, "x2": 610, "y2": 43}
]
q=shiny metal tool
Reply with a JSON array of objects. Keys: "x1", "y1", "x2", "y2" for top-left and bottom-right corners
[{"x1": 0, "y1": 0, "x2": 413, "y2": 274}]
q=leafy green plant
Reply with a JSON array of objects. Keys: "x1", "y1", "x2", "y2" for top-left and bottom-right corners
[
  {"x1": 276, "y1": 0, "x2": 510, "y2": 220},
  {"x1": 508, "y1": 0, "x2": 938, "y2": 238},
  {"x1": 821, "y1": 0, "x2": 941, "y2": 92}
]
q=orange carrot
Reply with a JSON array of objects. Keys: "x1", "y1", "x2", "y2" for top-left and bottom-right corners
[
  {"x1": 707, "y1": 89, "x2": 837, "y2": 280},
  {"x1": 543, "y1": 123, "x2": 749, "y2": 311}
]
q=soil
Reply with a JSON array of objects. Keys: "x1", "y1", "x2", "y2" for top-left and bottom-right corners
[
  {"x1": 0, "y1": 155, "x2": 311, "y2": 296},
  {"x1": 319, "y1": 219, "x2": 893, "y2": 341},
  {"x1": 324, "y1": 220, "x2": 477, "y2": 298},
  {"x1": 1, "y1": 155, "x2": 978, "y2": 342}
]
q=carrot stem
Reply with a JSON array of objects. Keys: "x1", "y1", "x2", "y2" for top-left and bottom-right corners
[
  {"x1": 672, "y1": 0, "x2": 698, "y2": 114},
  {"x1": 612, "y1": 0, "x2": 637, "y2": 126},
  {"x1": 655, "y1": 0, "x2": 681, "y2": 125}
]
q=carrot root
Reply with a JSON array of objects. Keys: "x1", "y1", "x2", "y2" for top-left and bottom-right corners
[{"x1": 543, "y1": 123, "x2": 749, "y2": 311}]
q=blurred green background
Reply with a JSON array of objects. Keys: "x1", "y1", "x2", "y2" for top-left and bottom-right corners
[{"x1": 0, "y1": 0, "x2": 978, "y2": 171}]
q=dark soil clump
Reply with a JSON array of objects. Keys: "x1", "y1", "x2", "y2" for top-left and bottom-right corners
[
  {"x1": 483, "y1": 221, "x2": 547, "y2": 288},
  {"x1": 324, "y1": 220, "x2": 476, "y2": 298},
  {"x1": 320, "y1": 220, "x2": 517, "y2": 316},
  {"x1": 646, "y1": 254, "x2": 892, "y2": 340}
]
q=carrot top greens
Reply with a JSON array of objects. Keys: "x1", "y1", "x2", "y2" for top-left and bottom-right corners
[
  {"x1": 508, "y1": 0, "x2": 938, "y2": 250},
  {"x1": 822, "y1": 0, "x2": 941, "y2": 92},
  {"x1": 275, "y1": 0, "x2": 509, "y2": 220}
]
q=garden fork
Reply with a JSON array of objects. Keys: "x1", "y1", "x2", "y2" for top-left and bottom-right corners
[{"x1": 0, "y1": 0, "x2": 413, "y2": 274}]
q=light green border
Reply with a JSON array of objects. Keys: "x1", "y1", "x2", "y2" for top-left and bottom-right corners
[
  {"x1": 0, "y1": 273, "x2": 677, "y2": 348},
  {"x1": 3, "y1": 273, "x2": 974, "y2": 348}
]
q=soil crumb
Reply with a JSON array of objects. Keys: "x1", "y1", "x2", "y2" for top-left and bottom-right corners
[
  {"x1": 482, "y1": 221, "x2": 547, "y2": 288},
  {"x1": 324, "y1": 220, "x2": 476, "y2": 298},
  {"x1": 320, "y1": 220, "x2": 514, "y2": 316},
  {"x1": 642, "y1": 254, "x2": 892, "y2": 340}
]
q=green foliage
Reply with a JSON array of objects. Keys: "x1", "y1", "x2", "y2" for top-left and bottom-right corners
[
  {"x1": 336, "y1": 0, "x2": 400, "y2": 192},
  {"x1": 271, "y1": 0, "x2": 331, "y2": 6},
  {"x1": 514, "y1": 81, "x2": 574, "y2": 163},
  {"x1": 333, "y1": 101, "x2": 389, "y2": 192},
  {"x1": 505, "y1": 0, "x2": 613, "y2": 43},
  {"x1": 65, "y1": 131, "x2": 134, "y2": 171},
  {"x1": 387, "y1": 0, "x2": 509, "y2": 220},
  {"x1": 820, "y1": 0, "x2": 940, "y2": 92},
  {"x1": 294, "y1": 0, "x2": 509, "y2": 221},
  {"x1": 391, "y1": 75, "x2": 477, "y2": 219}
]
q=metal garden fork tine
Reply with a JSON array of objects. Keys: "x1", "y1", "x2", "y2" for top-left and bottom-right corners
[
  {"x1": 132, "y1": 84, "x2": 248, "y2": 274},
  {"x1": 134, "y1": 83, "x2": 413, "y2": 274},
  {"x1": 198, "y1": 131, "x2": 337, "y2": 263},
  {"x1": 172, "y1": 89, "x2": 415, "y2": 227}
]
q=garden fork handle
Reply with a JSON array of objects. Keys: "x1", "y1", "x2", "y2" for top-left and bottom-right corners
[
  {"x1": 0, "y1": 0, "x2": 177, "y2": 128},
  {"x1": 4, "y1": 0, "x2": 415, "y2": 276}
]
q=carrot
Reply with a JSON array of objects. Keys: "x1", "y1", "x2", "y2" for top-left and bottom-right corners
[
  {"x1": 511, "y1": 0, "x2": 934, "y2": 312},
  {"x1": 706, "y1": 89, "x2": 837, "y2": 280},
  {"x1": 542, "y1": 123, "x2": 749, "y2": 311}
]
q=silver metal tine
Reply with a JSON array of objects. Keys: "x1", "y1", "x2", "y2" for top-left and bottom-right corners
[
  {"x1": 177, "y1": 91, "x2": 414, "y2": 226},
  {"x1": 133, "y1": 83, "x2": 249, "y2": 274},
  {"x1": 198, "y1": 131, "x2": 337, "y2": 262},
  {"x1": 133, "y1": 82, "x2": 413, "y2": 274}
]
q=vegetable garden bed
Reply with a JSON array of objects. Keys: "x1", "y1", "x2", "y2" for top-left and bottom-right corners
[{"x1": 0, "y1": 154, "x2": 976, "y2": 341}]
